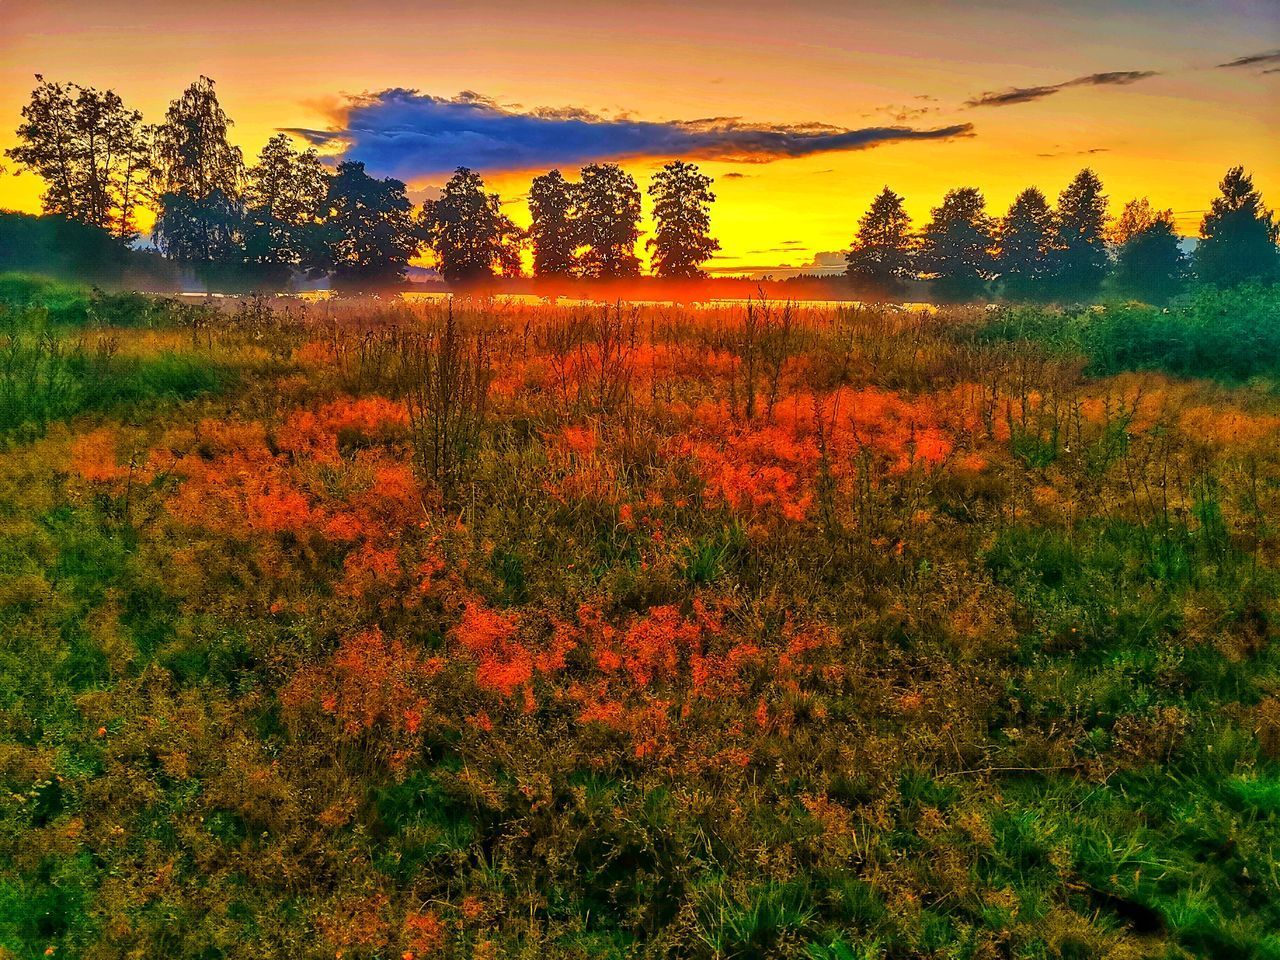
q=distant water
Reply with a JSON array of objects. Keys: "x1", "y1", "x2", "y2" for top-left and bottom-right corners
[{"x1": 173, "y1": 290, "x2": 947, "y2": 312}]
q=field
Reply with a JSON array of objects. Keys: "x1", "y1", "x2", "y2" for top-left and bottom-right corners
[{"x1": 1, "y1": 275, "x2": 1279, "y2": 959}]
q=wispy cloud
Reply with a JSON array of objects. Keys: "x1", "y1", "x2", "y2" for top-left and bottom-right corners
[
  {"x1": 966, "y1": 70, "x2": 1157, "y2": 108},
  {"x1": 288, "y1": 89, "x2": 974, "y2": 180},
  {"x1": 1035, "y1": 146, "x2": 1110, "y2": 159},
  {"x1": 707, "y1": 250, "x2": 846, "y2": 278},
  {"x1": 1217, "y1": 49, "x2": 1280, "y2": 69}
]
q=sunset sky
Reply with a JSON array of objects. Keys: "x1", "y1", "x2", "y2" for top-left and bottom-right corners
[{"x1": 2, "y1": 0, "x2": 1277, "y2": 276}]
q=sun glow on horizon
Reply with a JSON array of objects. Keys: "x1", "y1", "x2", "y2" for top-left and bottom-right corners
[{"x1": 1, "y1": 0, "x2": 1276, "y2": 275}]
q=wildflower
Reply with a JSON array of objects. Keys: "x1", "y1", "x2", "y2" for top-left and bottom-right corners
[{"x1": 71, "y1": 429, "x2": 133, "y2": 484}]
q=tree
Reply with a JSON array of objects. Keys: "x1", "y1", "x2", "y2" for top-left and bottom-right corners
[
  {"x1": 323, "y1": 161, "x2": 419, "y2": 288},
  {"x1": 918, "y1": 187, "x2": 994, "y2": 301},
  {"x1": 1108, "y1": 199, "x2": 1186, "y2": 303},
  {"x1": 1053, "y1": 168, "x2": 1110, "y2": 298},
  {"x1": 528, "y1": 170, "x2": 580, "y2": 277},
  {"x1": 576, "y1": 163, "x2": 641, "y2": 279},
  {"x1": 1112, "y1": 210, "x2": 1186, "y2": 305},
  {"x1": 419, "y1": 167, "x2": 522, "y2": 283},
  {"x1": 647, "y1": 161, "x2": 719, "y2": 279},
  {"x1": 1196, "y1": 166, "x2": 1278, "y2": 286},
  {"x1": 996, "y1": 187, "x2": 1054, "y2": 299},
  {"x1": 243, "y1": 134, "x2": 330, "y2": 271},
  {"x1": 6, "y1": 76, "x2": 153, "y2": 243},
  {"x1": 845, "y1": 187, "x2": 914, "y2": 296},
  {"x1": 152, "y1": 77, "x2": 245, "y2": 262}
]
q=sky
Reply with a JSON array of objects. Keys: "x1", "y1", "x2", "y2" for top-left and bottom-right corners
[{"x1": 1, "y1": 0, "x2": 1277, "y2": 276}]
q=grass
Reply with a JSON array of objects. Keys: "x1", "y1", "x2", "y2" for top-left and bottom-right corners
[
  {"x1": 976, "y1": 283, "x2": 1280, "y2": 384},
  {"x1": 0, "y1": 275, "x2": 1277, "y2": 958}
]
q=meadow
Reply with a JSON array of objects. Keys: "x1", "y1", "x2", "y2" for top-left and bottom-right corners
[{"x1": 1, "y1": 274, "x2": 1278, "y2": 960}]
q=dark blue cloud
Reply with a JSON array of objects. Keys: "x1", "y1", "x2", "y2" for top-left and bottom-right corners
[{"x1": 287, "y1": 89, "x2": 973, "y2": 180}]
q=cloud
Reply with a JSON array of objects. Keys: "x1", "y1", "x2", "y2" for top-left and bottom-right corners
[
  {"x1": 1217, "y1": 49, "x2": 1280, "y2": 69},
  {"x1": 966, "y1": 70, "x2": 1157, "y2": 108},
  {"x1": 1035, "y1": 146, "x2": 1110, "y2": 159},
  {"x1": 865, "y1": 102, "x2": 940, "y2": 122},
  {"x1": 706, "y1": 250, "x2": 846, "y2": 278},
  {"x1": 288, "y1": 89, "x2": 974, "y2": 180}
]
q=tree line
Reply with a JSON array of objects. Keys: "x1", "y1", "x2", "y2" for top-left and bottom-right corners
[
  {"x1": 847, "y1": 168, "x2": 1278, "y2": 303},
  {"x1": 4, "y1": 76, "x2": 718, "y2": 288},
  {"x1": 6, "y1": 74, "x2": 1278, "y2": 298}
]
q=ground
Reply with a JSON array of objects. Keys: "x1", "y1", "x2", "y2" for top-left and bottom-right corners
[{"x1": 1, "y1": 276, "x2": 1278, "y2": 959}]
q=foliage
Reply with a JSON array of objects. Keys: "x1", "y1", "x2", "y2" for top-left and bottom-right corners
[
  {"x1": 0, "y1": 213, "x2": 178, "y2": 289},
  {"x1": 5, "y1": 75, "x2": 153, "y2": 243},
  {"x1": 528, "y1": 169, "x2": 581, "y2": 278},
  {"x1": 152, "y1": 76, "x2": 246, "y2": 263},
  {"x1": 844, "y1": 187, "x2": 914, "y2": 297},
  {"x1": 1197, "y1": 166, "x2": 1280, "y2": 288},
  {"x1": 242, "y1": 133, "x2": 330, "y2": 272},
  {"x1": 996, "y1": 187, "x2": 1055, "y2": 300},
  {"x1": 419, "y1": 167, "x2": 522, "y2": 283},
  {"x1": 576, "y1": 163, "x2": 642, "y2": 279},
  {"x1": 647, "y1": 161, "x2": 720, "y2": 279},
  {"x1": 2, "y1": 270, "x2": 1280, "y2": 960},
  {"x1": 918, "y1": 186, "x2": 994, "y2": 301},
  {"x1": 1053, "y1": 168, "x2": 1110, "y2": 300},
  {"x1": 978, "y1": 283, "x2": 1280, "y2": 381},
  {"x1": 323, "y1": 161, "x2": 420, "y2": 289},
  {"x1": 1108, "y1": 200, "x2": 1187, "y2": 305}
]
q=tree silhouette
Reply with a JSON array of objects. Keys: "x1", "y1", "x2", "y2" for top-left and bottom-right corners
[
  {"x1": 845, "y1": 187, "x2": 914, "y2": 297},
  {"x1": 1108, "y1": 199, "x2": 1186, "y2": 304},
  {"x1": 243, "y1": 134, "x2": 329, "y2": 272},
  {"x1": 1196, "y1": 167, "x2": 1278, "y2": 287},
  {"x1": 1053, "y1": 168, "x2": 1110, "y2": 299},
  {"x1": 996, "y1": 187, "x2": 1054, "y2": 299},
  {"x1": 529, "y1": 170, "x2": 580, "y2": 277},
  {"x1": 323, "y1": 160, "x2": 419, "y2": 289},
  {"x1": 419, "y1": 167, "x2": 522, "y2": 283},
  {"x1": 6, "y1": 76, "x2": 153, "y2": 243},
  {"x1": 647, "y1": 161, "x2": 720, "y2": 279},
  {"x1": 152, "y1": 77, "x2": 245, "y2": 262},
  {"x1": 576, "y1": 163, "x2": 641, "y2": 279},
  {"x1": 918, "y1": 187, "x2": 994, "y2": 301}
]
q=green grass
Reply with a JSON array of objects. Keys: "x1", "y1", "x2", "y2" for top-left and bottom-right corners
[{"x1": 977, "y1": 283, "x2": 1280, "y2": 383}]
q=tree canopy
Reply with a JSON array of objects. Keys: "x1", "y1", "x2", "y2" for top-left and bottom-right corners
[
  {"x1": 1196, "y1": 166, "x2": 1279, "y2": 287},
  {"x1": 528, "y1": 170, "x2": 580, "y2": 277},
  {"x1": 324, "y1": 161, "x2": 419, "y2": 288},
  {"x1": 243, "y1": 134, "x2": 330, "y2": 271},
  {"x1": 576, "y1": 163, "x2": 642, "y2": 279},
  {"x1": 647, "y1": 161, "x2": 720, "y2": 279},
  {"x1": 420, "y1": 167, "x2": 522, "y2": 283},
  {"x1": 152, "y1": 77, "x2": 245, "y2": 262},
  {"x1": 918, "y1": 187, "x2": 994, "y2": 301},
  {"x1": 845, "y1": 187, "x2": 914, "y2": 296},
  {"x1": 5, "y1": 76, "x2": 153, "y2": 244},
  {"x1": 1054, "y1": 168, "x2": 1110, "y2": 299},
  {"x1": 996, "y1": 187, "x2": 1055, "y2": 299}
]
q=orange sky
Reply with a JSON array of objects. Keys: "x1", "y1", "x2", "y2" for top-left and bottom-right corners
[{"x1": 2, "y1": 0, "x2": 1277, "y2": 275}]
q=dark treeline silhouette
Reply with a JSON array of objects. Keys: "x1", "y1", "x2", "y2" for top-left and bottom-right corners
[
  {"x1": 6, "y1": 74, "x2": 1279, "y2": 299},
  {"x1": 848, "y1": 167, "x2": 1278, "y2": 304}
]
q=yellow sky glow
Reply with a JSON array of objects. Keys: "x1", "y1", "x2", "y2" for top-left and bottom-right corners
[{"x1": 1, "y1": 0, "x2": 1276, "y2": 275}]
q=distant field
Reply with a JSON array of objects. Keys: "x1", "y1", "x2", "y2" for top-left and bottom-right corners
[{"x1": 1, "y1": 276, "x2": 1279, "y2": 959}]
